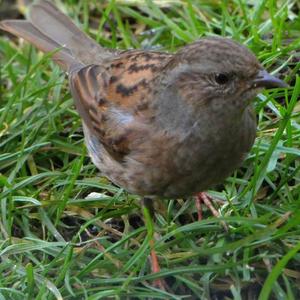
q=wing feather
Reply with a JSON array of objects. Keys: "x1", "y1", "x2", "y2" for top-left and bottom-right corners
[
  {"x1": 69, "y1": 51, "x2": 172, "y2": 161},
  {"x1": 70, "y1": 64, "x2": 140, "y2": 161}
]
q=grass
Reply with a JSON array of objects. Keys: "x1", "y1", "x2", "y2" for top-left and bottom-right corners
[{"x1": 0, "y1": 0, "x2": 300, "y2": 299}]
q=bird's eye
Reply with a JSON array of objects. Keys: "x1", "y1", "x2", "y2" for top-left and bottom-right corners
[{"x1": 215, "y1": 73, "x2": 230, "y2": 85}]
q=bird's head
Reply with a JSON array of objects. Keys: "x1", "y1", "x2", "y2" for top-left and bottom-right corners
[{"x1": 163, "y1": 37, "x2": 287, "y2": 113}]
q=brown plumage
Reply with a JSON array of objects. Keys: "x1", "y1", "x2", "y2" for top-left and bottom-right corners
[{"x1": 0, "y1": 0, "x2": 287, "y2": 199}]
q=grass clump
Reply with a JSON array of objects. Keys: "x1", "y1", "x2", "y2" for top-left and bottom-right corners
[{"x1": 0, "y1": 0, "x2": 300, "y2": 299}]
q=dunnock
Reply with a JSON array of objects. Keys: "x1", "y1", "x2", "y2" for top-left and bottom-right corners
[{"x1": 0, "y1": 0, "x2": 287, "y2": 285}]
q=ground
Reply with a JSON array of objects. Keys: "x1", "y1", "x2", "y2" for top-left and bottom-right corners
[{"x1": 0, "y1": 0, "x2": 300, "y2": 299}]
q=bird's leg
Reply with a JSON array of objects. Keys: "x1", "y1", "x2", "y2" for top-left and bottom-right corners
[
  {"x1": 195, "y1": 192, "x2": 219, "y2": 221},
  {"x1": 195, "y1": 194, "x2": 203, "y2": 221},
  {"x1": 141, "y1": 197, "x2": 166, "y2": 290},
  {"x1": 195, "y1": 192, "x2": 228, "y2": 231}
]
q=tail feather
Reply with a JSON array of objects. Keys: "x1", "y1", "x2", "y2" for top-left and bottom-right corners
[
  {"x1": 29, "y1": 0, "x2": 111, "y2": 64},
  {"x1": 0, "y1": 20, "x2": 79, "y2": 71},
  {"x1": 0, "y1": 0, "x2": 112, "y2": 71}
]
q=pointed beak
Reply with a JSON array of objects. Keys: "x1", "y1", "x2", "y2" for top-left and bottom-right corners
[{"x1": 253, "y1": 69, "x2": 288, "y2": 89}]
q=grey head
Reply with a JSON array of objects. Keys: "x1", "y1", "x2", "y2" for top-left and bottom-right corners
[{"x1": 160, "y1": 37, "x2": 287, "y2": 114}]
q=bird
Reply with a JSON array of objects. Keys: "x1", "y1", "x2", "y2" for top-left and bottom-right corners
[{"x1": 0, "y1": 0, "x2": 287, "y2": 288}]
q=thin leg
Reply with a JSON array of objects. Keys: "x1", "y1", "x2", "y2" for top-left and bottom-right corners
[
  {"x1": 196, "y1": 192, "x2": 220, "y2": 219},
  {"x1": 195, "y1": 194, "x2": 203, "y2": 221},
  {"x1": 195, "y1": 192, "x2": 228, "y2": 231},
  {"x1": 141, "y1": 197, "x2": 155, "y2": 218},
  {"x1": 142, "y1": 197, "x2": 166, "y2": 290}
]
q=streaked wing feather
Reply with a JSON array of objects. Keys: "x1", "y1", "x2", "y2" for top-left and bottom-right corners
[
  {"x1": 69, "y1": 51, "x2": 172, "y2": 160},
  {"x1": 69, "y1": 64, "x2": 139, "y2": 161}
]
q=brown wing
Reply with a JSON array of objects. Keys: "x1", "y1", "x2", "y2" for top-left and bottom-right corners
[
  {"x1": 104, "y1": 50, "x2": 172, "y2": 110},
  {"x1": 69, "y1": 64, "x2": 134, "y2": 160},
  {"x1": 69, "y1": 51, "x2": 172, "y2": 161}
]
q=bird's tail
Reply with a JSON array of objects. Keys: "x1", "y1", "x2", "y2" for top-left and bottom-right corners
[{"x1": 0, "y1": 0, "x2": 110, "y2": 71}]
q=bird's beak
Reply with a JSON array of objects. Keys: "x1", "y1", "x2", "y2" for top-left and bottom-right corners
[{"x1": 253, "y1": 69, "x2": 288, "y2": 89}]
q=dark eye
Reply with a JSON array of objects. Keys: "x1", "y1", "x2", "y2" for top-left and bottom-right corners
[{"x1": 215, "y1": 73, "x2": 230, "y2": 85}]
